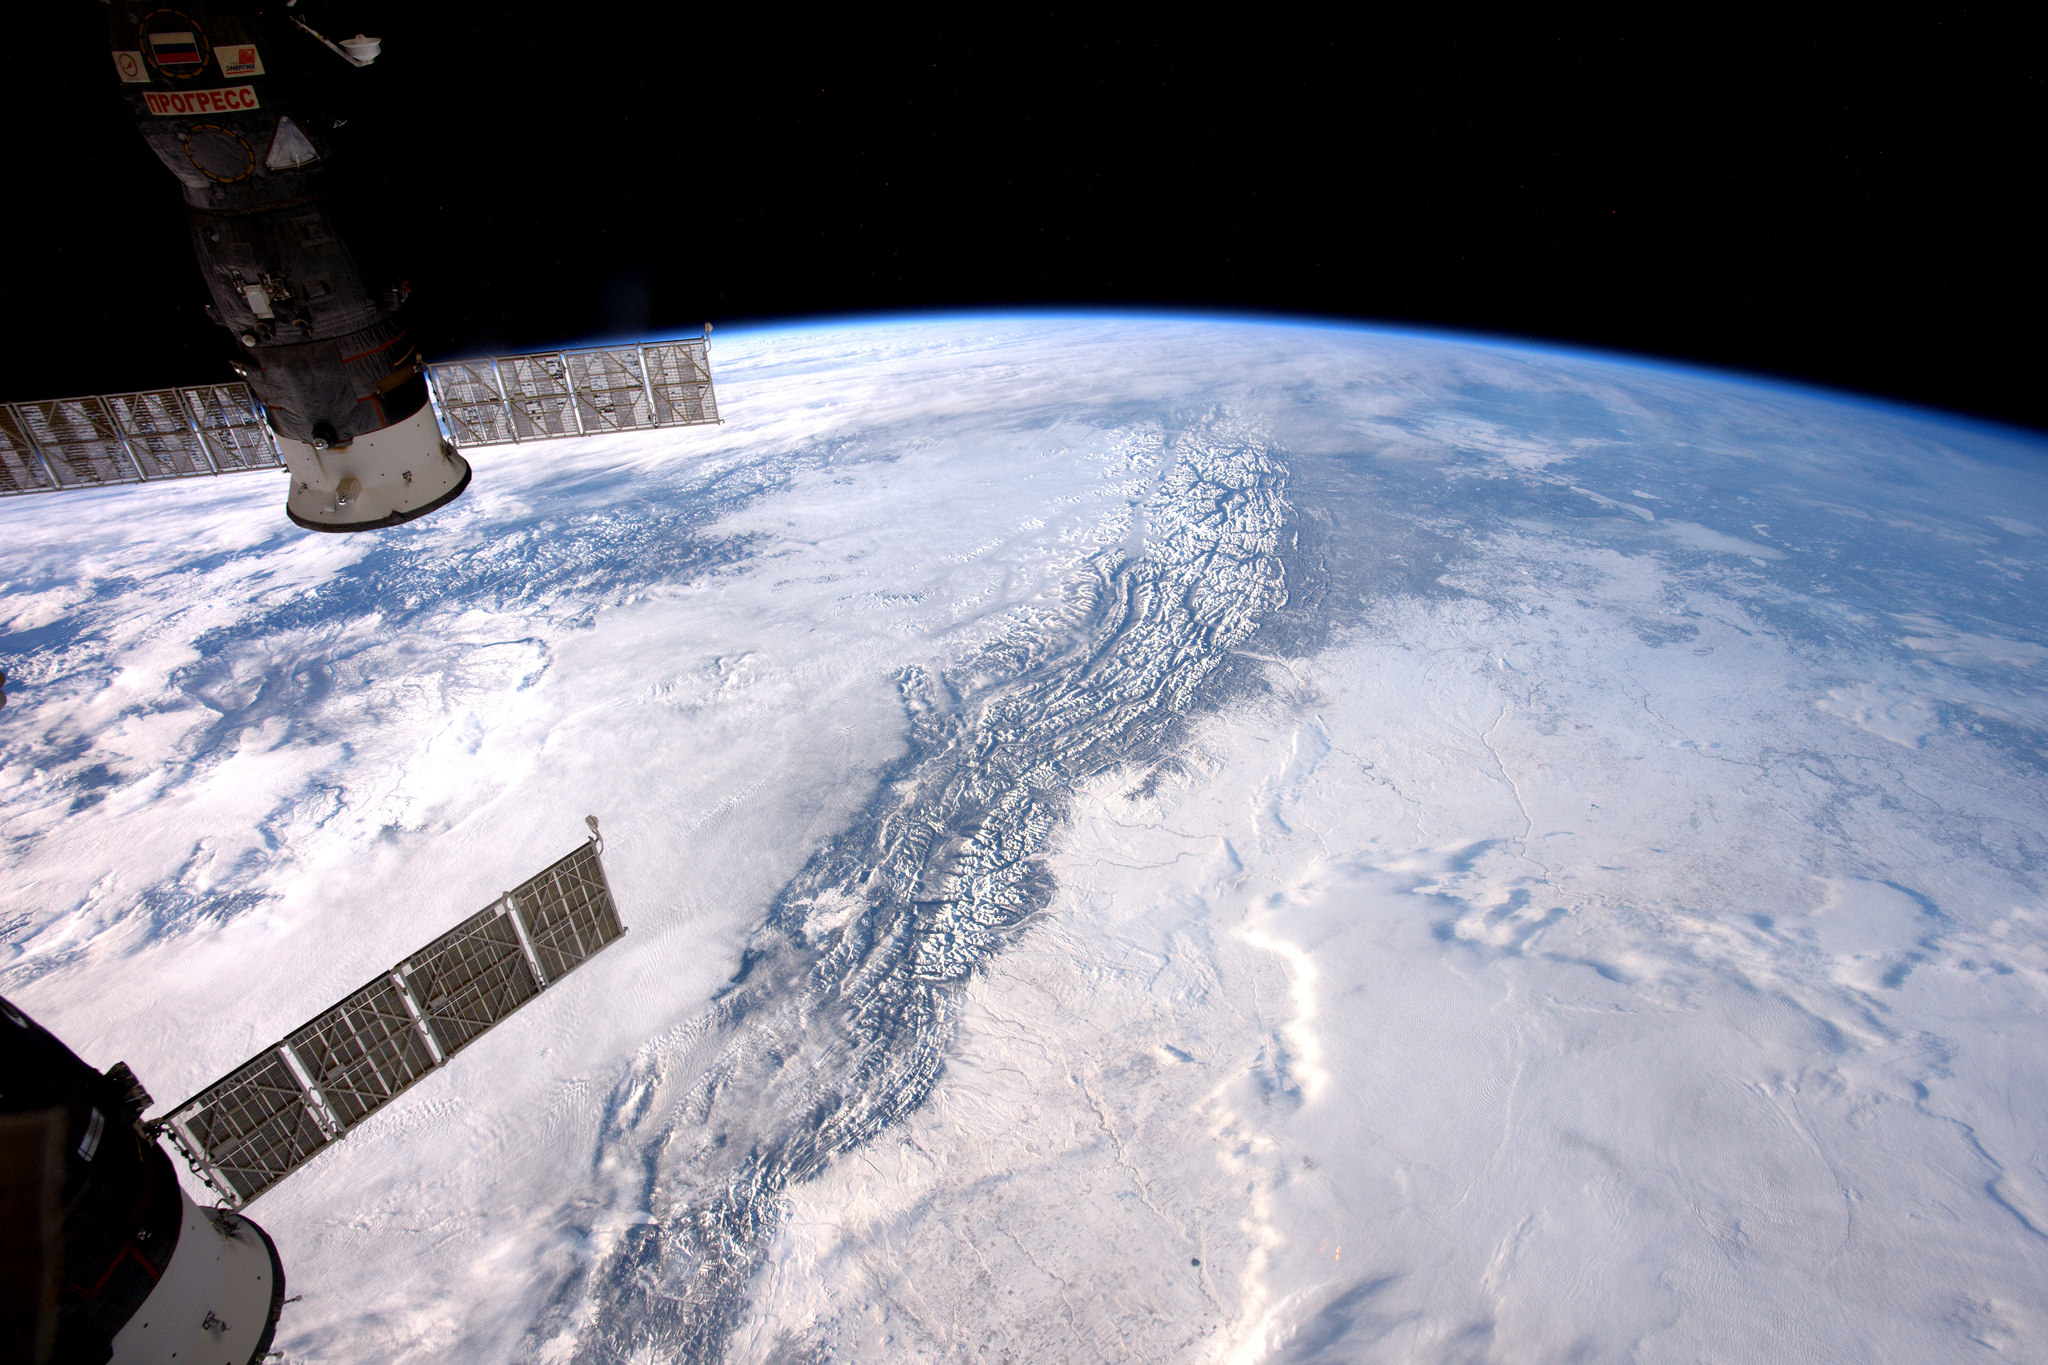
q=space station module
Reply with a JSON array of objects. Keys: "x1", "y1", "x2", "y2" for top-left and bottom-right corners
[{"x1": 106, "y1": 2, "x2": 469, "y2": 530}]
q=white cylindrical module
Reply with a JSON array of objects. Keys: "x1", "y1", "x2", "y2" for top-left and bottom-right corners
[
  {"x1": 107, "y1": 1186, "x2": 284, "y2": 1365},
  {"x1": 279, "y1": 400, "x2": 472, "y2": 531}
]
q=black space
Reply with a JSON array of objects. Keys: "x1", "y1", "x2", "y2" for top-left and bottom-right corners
[{"x1": 7, "y1": 7, "x2": 2042, "y2": 432}]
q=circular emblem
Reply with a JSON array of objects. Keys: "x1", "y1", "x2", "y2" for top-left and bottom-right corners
[
  {"x1": 184, "y1": 124, "x2": 255, "y2": 183},
  {"x1": 139, "y1": 9, "x2": 209, "y2": 80},
  {"x1": 113, "y1": 51, "x2": 144, "y2": 81}
]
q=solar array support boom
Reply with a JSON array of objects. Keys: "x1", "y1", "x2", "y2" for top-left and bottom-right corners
[{"x1": 157, "y1": 835, "x2": 626, "y2": 1208}]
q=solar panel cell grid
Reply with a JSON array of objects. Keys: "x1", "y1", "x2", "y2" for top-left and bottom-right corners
[
  {"x1": 160, "y1": 838, "x2": 624, "y2": 1206},
  {"x1": 103, "y1": 389, "x2": 212, "y2": 479},
  {"x1": 16, "y1": 398, "x2": 137, "y2": 487},
  {"x1": 566, "y1": 350, "x2": 654, "y2": 434},
  {"x1": 644, "y1": 340, "x2": 720, "y2": 427},
  {"x1": 425, "y1": 340, "x2": 718, "y2": 448},
  {"x1": 403, "y1": 906, "x2": 541, "y2": 1057},
  {"x1": 182, "y1": 383, "x2": 284, "y2": 472},
  {"x1": 426, "y1": 361, "x2": 518, "y2": 445},
  {"x1": 0, "y1": 407, "x2": 54, "y2": 494},
  {"x1": 173, "y1": 1050, "x2": 332, "y2": 1204},
  {"x1": 496, "y1": 355, "x2": 580, "y2": 441},
  {"x1": 517, "y1": 843, "x2": 627, "y2": 983},
  {"x1": 285, "y1": 974, "x2": 440, "y2": 1128}
]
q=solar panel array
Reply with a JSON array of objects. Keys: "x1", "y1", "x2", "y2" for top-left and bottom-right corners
[
  {"x1": 517, "y1": 842, "x2": 627, "y2": 983},
  {"x1": 160, "y1": 839, "x2": 626, "y2": 1208},
  {"x1": 1, "y1": 336, "x2": 718, "y2": 500},
  {"x1": 425, "y1": 338, "x2": 720, "y2": 448},
  {"x1": 0, "y1": 385, "x2": 283, "y2": 495}
]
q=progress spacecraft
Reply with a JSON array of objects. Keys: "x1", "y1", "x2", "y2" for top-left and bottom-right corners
[
  {"x1": 108, "y1": 0, "x2": 467, "y2": 531},
  {"x1": 0, "y1": 2, "x2": 717, "y2": 520},
  {"x1": 2, "y1": 825, "x2": 628, "y2": 1364}
]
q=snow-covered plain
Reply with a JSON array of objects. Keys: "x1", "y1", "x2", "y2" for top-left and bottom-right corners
[{"x1": 3, "y1": 315, "x2": 2046, "y2": 1362}]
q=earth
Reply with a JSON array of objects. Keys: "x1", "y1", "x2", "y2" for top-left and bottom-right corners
[{"x1": 3, "y1": 315, "x2": 2046, "y2": 1364}]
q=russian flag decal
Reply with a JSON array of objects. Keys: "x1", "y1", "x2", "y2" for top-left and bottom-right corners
[{"x1": 149, "y1": 30, "x2": 204, "y2": 70}]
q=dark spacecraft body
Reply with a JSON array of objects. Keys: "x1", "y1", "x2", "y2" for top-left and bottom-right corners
[
  {"x1": 1, "y1": 997, "x2": 285, "y2": 1365},
  {"x1": 105, "y1": 1, "x2": 469, "y2": 531}
]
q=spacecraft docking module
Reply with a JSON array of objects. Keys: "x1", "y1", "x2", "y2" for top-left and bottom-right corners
[
  {"x1": 106, "y1": 2, "x2": 470, "y2": 530},
  {"x1": 0, "y1": 999, "x2": 287, "y2": 1365}
]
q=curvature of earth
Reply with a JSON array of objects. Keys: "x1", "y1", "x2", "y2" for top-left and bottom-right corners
[{"x1": 3, "y1": 315, "x2": 2045, "y2": 1363}]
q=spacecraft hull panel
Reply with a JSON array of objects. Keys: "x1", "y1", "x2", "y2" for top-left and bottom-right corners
[
  {"x1": 107, "y1": 1187, "x2": 284, "y2": 1365},
  {"x1": 278, "y1": 400, "x2": 472, "y2": 532}
]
